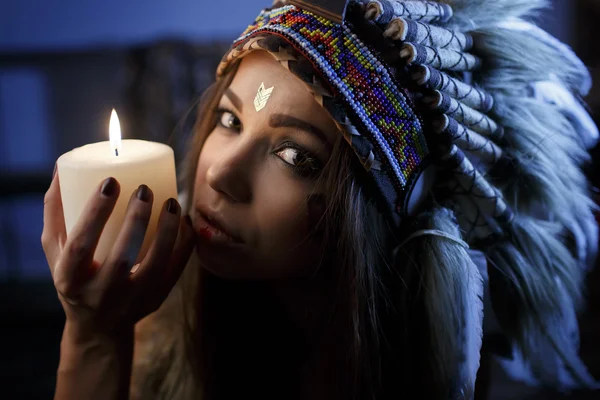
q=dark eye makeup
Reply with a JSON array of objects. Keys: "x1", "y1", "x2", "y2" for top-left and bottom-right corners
[
  {"x1": 215, "y1": 107, "x2": 324, "y2": 178},
  {"x1": 216, "y1": 108, "x2": 242, "y2": 131}
]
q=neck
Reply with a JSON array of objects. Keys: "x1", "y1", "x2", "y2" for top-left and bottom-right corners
[
  {"x1": 270, "y1": 275, "x2": 329, "y2": 344},
  {"x1": 201, "y1": 269, "x2": 345, "y2": 399},
  {"x1": 268, "y1": 272, "x2": 342, "y2": 400}
]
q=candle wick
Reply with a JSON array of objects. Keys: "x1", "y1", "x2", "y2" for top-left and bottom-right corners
[{"x1": 115, "y1": 148, "x2": 119, "y2": 157}]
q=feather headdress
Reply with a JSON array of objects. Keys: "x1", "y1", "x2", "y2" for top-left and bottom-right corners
[{"x1": 217, "y1": 0, "x2": 599, "y2": 396}]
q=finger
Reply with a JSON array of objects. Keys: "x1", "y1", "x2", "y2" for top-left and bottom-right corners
[
  {"x1": 131, "y1": 198, "x2": 182, "y2": 287},
  {"x1": 163, "y1": 214, "x2": 195, "y2": 292},
  {"x1": 55, "y1": 177, "x2": 120, "y2": 293},
  {"x1": 136, "y1": 214, "x2": 194, "y2": 317},
  {"x1": 101, "y1": 184, "x2": 154, "y2": 283},
  {"x1": 42, "y1": 165, "x2": 67, "y2": 272}
]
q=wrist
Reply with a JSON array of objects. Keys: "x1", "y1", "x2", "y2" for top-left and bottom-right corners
[
  {"x1": 55, "y1": 322, "x2": 134, "y2": 400},
  {"x1": 59, "y1": 322, "x2": 134, "y2": 371},
  {"x1": 62, "y1": 320, "x2": 134, "y2": 347}
]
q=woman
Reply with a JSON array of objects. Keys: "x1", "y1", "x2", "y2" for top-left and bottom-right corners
[{"x1": 42, "y1": 0, "x2": 599, "y2": 399}]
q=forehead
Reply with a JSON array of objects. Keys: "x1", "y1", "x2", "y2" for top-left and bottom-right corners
[{"x1": 227, "y1": 51, "x2": 337, "y2": 128}]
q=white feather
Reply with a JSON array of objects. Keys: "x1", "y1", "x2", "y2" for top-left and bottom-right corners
[
  {"x1": 499, "y1": 18, "x2": 592, "y2": 95},
  {"x1": 530, "y1": 79, "x2": 598, "y2": 149},
  {"x1": 459, "y1": 250, "x2": 485, "y2": 395}
]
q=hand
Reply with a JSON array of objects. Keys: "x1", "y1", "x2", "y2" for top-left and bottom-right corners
[{"x1": 42, "y1": 170, "x2": 195, "y2": 339}]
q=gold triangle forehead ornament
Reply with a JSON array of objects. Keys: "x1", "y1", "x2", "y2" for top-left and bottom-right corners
[{"x1": 254, "y1": 82, "x2": 275, "y2": 112}]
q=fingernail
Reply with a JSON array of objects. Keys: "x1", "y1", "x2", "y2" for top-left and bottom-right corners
[
  {"x1": 52, "y1": 164, "x2": 57, "y2": 180},
  {"x1": 166, "y1": 198, "x2": 179, "y2": 214},
  {"x1": 136, "y1": 184, "x2": 150, "y2": 202},
  {"x1": 101, "y1": 177, "x2": 117, "y2": 197}
]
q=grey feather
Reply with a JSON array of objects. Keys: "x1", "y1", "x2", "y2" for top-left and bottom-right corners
[
  {"x1": 401, "y1": 207, "x2": 484, "y2": 399},
  {"x1": 442, "y1": 0, "x2": 599, "y2": 388},
  {"x1": 443, "y1": 0, "x2": 548, "y2": 30}
]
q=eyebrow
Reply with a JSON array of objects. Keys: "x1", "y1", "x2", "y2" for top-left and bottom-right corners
[
  {"x1": 269, "y1": 113, "x2": 331, "y2": 149},
  {"x1": 224, "y1": 88, "x2": 243, "y2": 112}
]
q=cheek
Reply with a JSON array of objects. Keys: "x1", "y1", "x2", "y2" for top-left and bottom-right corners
[
  {"x1": 193, "y1": 133, "x2": 219, "y2": 199},
  {"x1": 253, "y1": 177, "x2": 325, "y2": 274},
  {"x1": 306, "y1": 194, "x2": 326, "y2": 233},
  {"x1": 194, "y1": 155, "x2": 205, "y2": 190},
  {"x1": 256, "y1": 177, "x2": 310, "y2": 238}
]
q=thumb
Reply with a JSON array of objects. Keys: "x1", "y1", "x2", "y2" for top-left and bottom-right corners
[{"x1": 165, "y1": 215, "x2": 195, "y2": 290}]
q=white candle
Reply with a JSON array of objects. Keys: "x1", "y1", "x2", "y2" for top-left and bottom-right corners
[{"x1": 56, "y1": 110, "x2": 178, "y2": 264}]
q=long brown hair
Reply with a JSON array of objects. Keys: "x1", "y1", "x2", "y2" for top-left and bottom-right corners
[{"x1": 131, "y1": 60, "x2": 461, "y2": 400}]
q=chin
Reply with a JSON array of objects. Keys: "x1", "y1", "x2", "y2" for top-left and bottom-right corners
[
  {"x1": 195, "y1": 245, "x2": 263, "y2": 281},
  {"x1": 195, "y1": 245, "x2": 315, "y2": 281}
]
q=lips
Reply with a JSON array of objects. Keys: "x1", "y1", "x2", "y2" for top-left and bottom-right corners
[{"x1": 195, "y1": 208, "x2": 244, "y2": 244}]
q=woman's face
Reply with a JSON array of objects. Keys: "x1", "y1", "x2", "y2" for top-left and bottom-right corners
[{"x1": 191, "y1": 51, "x2": 339, "y2": 280}]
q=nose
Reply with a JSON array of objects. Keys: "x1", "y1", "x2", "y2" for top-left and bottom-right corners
[{"x1": 205, "y1": 139, "x2": 254, "y2": 203}]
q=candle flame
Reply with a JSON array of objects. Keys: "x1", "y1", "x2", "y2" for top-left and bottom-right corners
[{"x1": 109, "y1": 109, "x2": 122, "y2": 156}]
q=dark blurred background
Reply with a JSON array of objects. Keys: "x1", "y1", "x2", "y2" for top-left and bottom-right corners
[{"x1": 0, "y1": 0, "x2": 599, "y2": 399}]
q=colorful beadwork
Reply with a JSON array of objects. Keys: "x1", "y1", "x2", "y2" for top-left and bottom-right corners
[{"x1": 221, "y1": 5, "x2": 428, "y2": 201}]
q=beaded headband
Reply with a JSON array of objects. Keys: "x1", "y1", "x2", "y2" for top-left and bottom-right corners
[{"x1": 217, "y1": 3, "x2": 430, "y2": 224}]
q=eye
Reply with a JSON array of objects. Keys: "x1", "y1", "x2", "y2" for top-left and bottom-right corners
[
  {"x1": 275, "y1": 142, "x2": 323, "y2": 178},
  {"x1": 216, "y1": 109, "x2": 242, "y2": 131}
]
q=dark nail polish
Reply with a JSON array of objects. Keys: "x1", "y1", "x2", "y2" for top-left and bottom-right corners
[
  {"x1": 136, "y1": 185, "x2": 150, "y2": 202},
  {"x1": 101, "y1": 177, "x2": 117, "y2": 197},
  {"x1": 166, "y1": 198, "x2": 179, "y2": 214}
]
